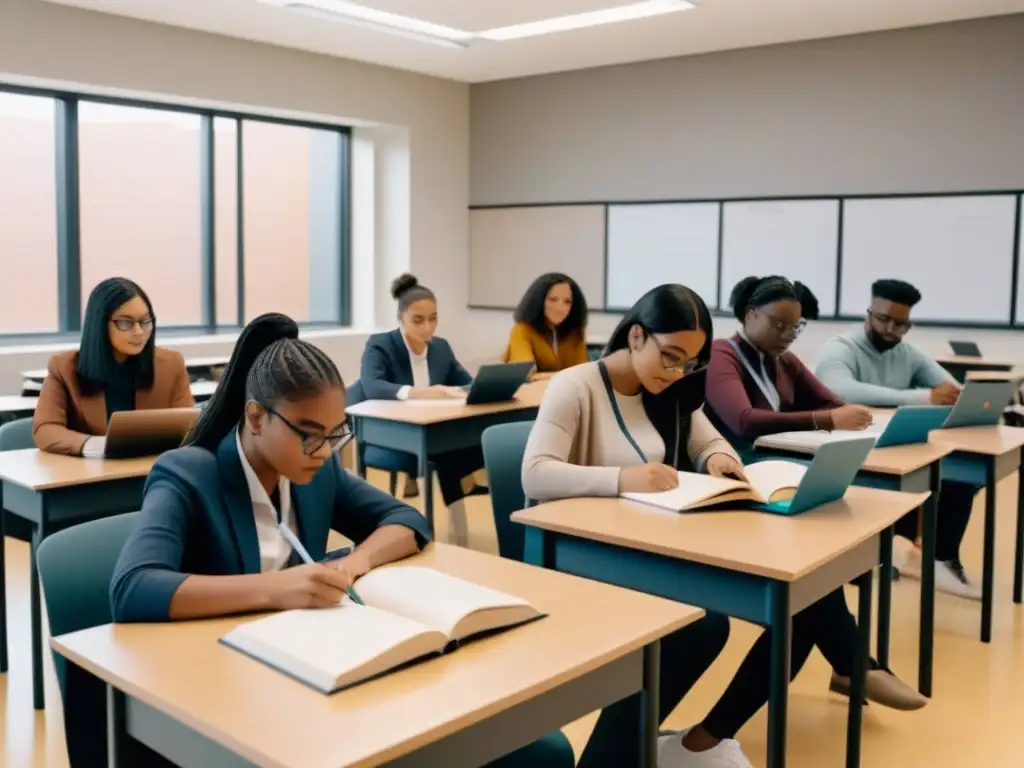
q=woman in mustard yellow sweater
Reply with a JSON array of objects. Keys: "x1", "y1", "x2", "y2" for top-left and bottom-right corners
[{"x1": 504, "y1": 273, "x2": 589, "y2": 377}]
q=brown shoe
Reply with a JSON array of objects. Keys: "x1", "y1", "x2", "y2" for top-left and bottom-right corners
[{"x1": 829, "y1": 669, "x2": 927, "y2": 711}]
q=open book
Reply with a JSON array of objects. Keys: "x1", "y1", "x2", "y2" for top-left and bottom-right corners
[
  {"x1": 621, "y1": 461, "x2": 808, "y2": 512},
  {"x1": 220, "y1": 566, "x2": 542, "y2": 693}
]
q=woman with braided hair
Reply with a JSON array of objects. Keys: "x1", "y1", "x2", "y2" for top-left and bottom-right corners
[{"x1": 101, "y1": 313, "x2": 573, "y2": 768}]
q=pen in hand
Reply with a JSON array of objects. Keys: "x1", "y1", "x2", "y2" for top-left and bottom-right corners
[{"x1": 277, "y1": 522, "x2": 365, "y2": 606}]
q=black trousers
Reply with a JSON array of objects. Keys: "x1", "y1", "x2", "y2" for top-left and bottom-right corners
[
  {"x1": 702, "y1": 587, "x2": 862, "y2": 740},
  {"x1": 362, "y1": 445, "x2": 485, "y2": 505},
  {"x1": 894, "y1": 479, "x2": 977, "y2": 562},
  {"x1": 576, "y1": 612, "x2": 731, "y2": 768}
]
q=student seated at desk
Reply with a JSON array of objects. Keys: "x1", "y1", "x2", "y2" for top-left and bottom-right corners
[
  {"x1": 103, "y1": 313, "x2": 573, "y2": 768},
  {"x1": 360, "y1": 274, "x2": 488, "y2": 546},
  {"x1": 523, "y1": 284, "x2": 924, "y2": 768},
  {"x1": 815, "y1": 279, "x2": 981, "y2": 600},
  {"x1": 33, "y1": 277, "x2": 194, "y2": 456},
  {"x1": 704, "y1": 276, "x2": 923, "y2": 711},
  {"x1": 503, "y1": 272, "x2": 589, "y2": 378}
]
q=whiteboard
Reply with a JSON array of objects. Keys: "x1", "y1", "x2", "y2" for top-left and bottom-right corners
[
  {"x1": 720, "y1": 200, "x2": 839, "y2": 315},
  {"x1": 1015, "y1": 198, "x2": 1024, "y2": 324},
  {"x1": 840, "y1": 196, "x2": 1017, "y2": 323},
  {"x1": 605, "y1": 203, "x2": 720, "y2": 310},
  {"x1": 469, "y1": 206, "x2": 606, "y2": 309}
]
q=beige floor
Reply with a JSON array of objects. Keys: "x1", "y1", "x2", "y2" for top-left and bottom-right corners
[{"x1": 2, "y1": 470, "x2": 1023, "y2": 767}]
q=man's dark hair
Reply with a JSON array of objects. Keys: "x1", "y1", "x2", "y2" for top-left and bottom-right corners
[{"x1": 872, "y1": 279, "x2": 921, "y2": 308}]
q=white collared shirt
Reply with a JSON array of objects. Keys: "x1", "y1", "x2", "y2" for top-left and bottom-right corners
[
  {"x1": 235, "y1": 429, "x2": 296, "y2": 573},
  {"x1": 736, "y1": 329, "x2": 782, "y2": 412},
  {"x1": 396, "y1": 332, "x2": 430, "y2": 401}
]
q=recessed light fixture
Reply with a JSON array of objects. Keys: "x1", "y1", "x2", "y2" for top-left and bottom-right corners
[{"x1": 260, "y1": 0, "x2": 696, "y2": 48}]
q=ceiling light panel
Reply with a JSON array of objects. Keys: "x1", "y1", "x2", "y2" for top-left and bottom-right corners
[
  {"x1": 362, "y1": 0, "x2": 634, "y2": 31},
  {"x1": 480, "y1": 0, "x2": 697, "y2": 41}
]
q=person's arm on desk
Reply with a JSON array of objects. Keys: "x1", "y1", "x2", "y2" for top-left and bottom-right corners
[{"x1": 325, "y1": 458, "x2": 429, "y2": 582}]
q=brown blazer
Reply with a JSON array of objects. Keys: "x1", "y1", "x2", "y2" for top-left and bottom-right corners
[{"x1": 33, "y1": 347, "x2": 195, "y2": 456}]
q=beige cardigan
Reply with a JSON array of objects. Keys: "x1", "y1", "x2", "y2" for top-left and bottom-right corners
[{"x1": 522, "y1": 362, "x2": 739, "y2": 501}]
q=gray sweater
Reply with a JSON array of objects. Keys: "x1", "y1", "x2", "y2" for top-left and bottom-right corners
[{"x1": 815, "y1": 328, "x2": 956, "y2": 407}]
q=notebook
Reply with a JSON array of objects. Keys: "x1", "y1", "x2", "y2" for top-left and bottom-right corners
[
  {"x1": 622, "y1": 437, "x2": 875, "y2": 516},
  {"x1": 220, "y1": 566, "x2": 543, "y2": 693}
]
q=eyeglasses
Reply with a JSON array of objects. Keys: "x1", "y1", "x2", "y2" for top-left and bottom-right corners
[
  {"x1": 649, "y1": 334, "x2": 704, "y2": 375},
  {"x1": 266, "y1": 407, "x2": 352, "y2": 456},
  {"x1": 110, "y1": 316, "x2": 155, "y2": 333},
  {"x1": 868, "y1": 311, "x2": 913, "y2": 333},
  {"x1": 757, "y1": 310, "x2": 806, "y2": 338}
]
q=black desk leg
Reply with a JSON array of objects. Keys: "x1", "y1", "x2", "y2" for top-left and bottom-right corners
[
  {"x1": 641, "y1": 642, "x2": 661, "y2": 768},
  {"x1": 420, "y1": 431, "x2": 434, "y2": 533},
  {"x1": 847, "y1": 571, "x2": 872, "y2": 768},
  {"x1": 30, "y1": 524, "x2": 45, "y2": 709},
  {"x1": 766, "y1": 581, "x2": 790, "y2": 768},
  {"x1": 919, "y1": 462, "x2": 939, "y2": 697},
  {"x1": 107, "y1": 686, "x2": 128, "y2": 768},
  {"x1": 981, "y1": 458, "x2": 997, "y2": 644},
  {"x1": 1014, "y1": 446, "x2": 1024, "y2": 605},
  {"x1": 876, "y1": 527, "x2": 893, "y2": 669}
]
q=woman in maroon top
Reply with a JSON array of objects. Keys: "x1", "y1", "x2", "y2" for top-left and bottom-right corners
[
  {"x1": 705, "y1": 275, "x2": 872, "y2": 458},
  {"x1": 704, "y1": 276, "x2": 925, "y2": 712}
]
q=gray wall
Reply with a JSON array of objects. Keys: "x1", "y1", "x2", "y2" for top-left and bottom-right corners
[{"x1": 470, "y1": 15, "x2": 1024, "y2": 205}]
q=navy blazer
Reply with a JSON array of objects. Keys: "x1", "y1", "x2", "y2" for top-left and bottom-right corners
[
  {"x1": 360, "y1": 329, "x2": 472, "y2": 400},
  {"x1": 110, "y1": 432, "x2": 431, "y2": 622}
]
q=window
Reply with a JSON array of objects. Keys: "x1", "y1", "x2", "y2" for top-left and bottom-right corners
[
  {"x1": 0, "y1": 85, "x2": 351, "y2": 341},
  {"x1": 0, "y1": 92, "x2": 58, "y2": 332},
  {"x1": 78, "y1": 102, "x2": 203, "y2": 326},
  {"x1": 242, "y1": 120, "x2": 346, "y2": 323}
]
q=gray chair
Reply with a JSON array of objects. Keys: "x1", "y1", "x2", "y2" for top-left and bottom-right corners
[
  {"x1": 1, "y1": 417, "x2": 34, "y2": 543},
  {"x1": 347, "y1": 379, "x2": 403, "y2": 497},
  {"x1": 481, "y1": 422, "x2": 534, "y2": 562}
]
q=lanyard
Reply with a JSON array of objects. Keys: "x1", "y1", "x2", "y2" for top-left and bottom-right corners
[
  {"x1": 598, "y1": 361, "x2": 651, "y2": 464},
  {"x1": 726, "y1": 338, "x2": 781, "y2": 412}
]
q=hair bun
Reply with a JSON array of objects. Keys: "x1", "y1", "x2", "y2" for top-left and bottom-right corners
[{"x1": 390, "y1": 273, "x2": 419, "y2": 300}]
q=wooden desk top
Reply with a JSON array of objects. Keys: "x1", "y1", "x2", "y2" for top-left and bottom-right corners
[
  {"x1": 935, "y1": 355, "x2": 1014, "y2": 369},
  {"x1": 928, "y1": 425, "x2": 1024, "y2": 457},
  {"x1": 514, "y1": 486, "x2": 928, "y2": 582},
  {"x1": 0, "y1": 449, "x2": 154, "y2": 491},
  {"x1": 23, "y1": 356, "x2": 229, "y2": 381},
  {"x1": 966, "y1": 369, "x2": 1024, "y2": 382},
  {"x1": 0, "y1": 395, "x2": 39, "y2": 413},
  {"x1": 52, "y1": 544, "x2": 700, "y2": 768},
  {"x1": 346, "y1": 381, "x2": 547, "y2": 425},
  {"x1": 757, "y1": 435, "x2": 951, "y2": 476}
]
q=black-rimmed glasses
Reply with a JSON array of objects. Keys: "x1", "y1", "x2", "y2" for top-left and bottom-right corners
[
  {"x1": 266, "y1": 407, "x2": 352, "y2": 456},
  {"x1": 110, "y1": 316, "x2": 155, "y2": 333},
  {"x1": 648, "y1": 335, "x2": 705, "y2": 375}
]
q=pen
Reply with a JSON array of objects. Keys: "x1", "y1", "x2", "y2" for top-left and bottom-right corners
[{"x1": 277, "y1": 522, "x2": 365, "y2": 606}]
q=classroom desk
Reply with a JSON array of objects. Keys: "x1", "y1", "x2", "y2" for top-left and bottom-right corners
[
  {"x1": 927, "y1": 426, "x2": 1024, "y2": 642},
  {"x1": 751, "y1": 437, "x2": 952, "y2": 696},
  {"x1": 21, "y1": 355, "x2": 229, "y2": 393},
  {"x1": 346, "y1": 382, "x2": 547, "y2": 531},
  {"x1": 936, "y1": 355, "x2": 1014, "y2": 383},
  {"x1": 514, "y1": 486, "x2": 928, "y2": 768},
  {"x1": 0, "y1": 395, "x2": 38, "y2": 425},
  {"x1": 0, "y1": 450, "x2": 154, "y2": 709},
  {"x1": 52, "y1": 543, "x2": 701, "y2": 768}
]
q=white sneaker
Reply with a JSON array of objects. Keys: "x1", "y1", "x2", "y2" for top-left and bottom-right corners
[
  {"x1": 658, "y1": 731, "x2": 753, "y2": 768},
  {"x1": 894, "y1": 538, "x2": 923, "y2": 579},
  {"x1": 935, "y1": 559, "x2": 982, "y2": 601}
]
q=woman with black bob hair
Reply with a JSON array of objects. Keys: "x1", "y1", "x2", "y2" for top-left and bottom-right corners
[
  {"x1": 101, "y1": 313, "x2": 573, "y2": 768},
  {"x1": 504, "y1": 272, "x2": 589, "y2": 377},
  {"x1": 523, "y1": 284, "x2": 762, "y2": 768},
  {"x1": 33, "y1": 277, "x2": 193, "y2": 456}
]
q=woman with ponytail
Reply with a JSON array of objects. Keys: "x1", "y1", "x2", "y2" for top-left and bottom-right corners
[{"x1": 102, "y1": 313, "x2": 572, "y2": 768}]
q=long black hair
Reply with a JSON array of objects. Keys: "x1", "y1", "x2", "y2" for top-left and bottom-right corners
[
  {"x1": 185, "y1": 313, "x2": 344, "y2": 451},
  {"x1": 513, "y1": 272, "x2": 588, "y2": 339},
  {"x1": 603, "y1": 284, "x2": 713, "y2": 467},
  {"x1": 729, "y1": 275, "x2": 799, "y2": 322},
  {"x1": 77, "y1": 277, "x2": 156, "y2": 395}
]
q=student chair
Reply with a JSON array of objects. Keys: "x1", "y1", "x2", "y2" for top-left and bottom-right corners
[
  {"x1": 481, "y1": 421, "x2": 534, "y2": 562},
  {"x1": 346, "y1": 379, "x2": 419, "y2": 497},
  {"x1": 1, "y1": 417, "x2": 35, "y2": 542}
]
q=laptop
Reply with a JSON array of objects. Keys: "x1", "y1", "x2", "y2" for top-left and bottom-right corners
[
  {"x1": 940, "y1": 379, "x2": 1018, "y2": 430},
  {"x1": 763, "y1": 436, "x2": 876, "y2": 516},
  {"x1": 872, "y1": 405, "x2": 952, "y2": 448},
  {"x1": 463, "y1": 362, "x2": 535, "y2": 405},
  {"x1": 949, "y1": 340, "x2": 982, "y2": 358},
  {"x1": 101, "y1": 408, "x2": 200, "y2": 459}
]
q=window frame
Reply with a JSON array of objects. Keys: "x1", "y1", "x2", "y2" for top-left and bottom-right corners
[{"x1": 0, "y1": 82, "x2": 352, "y2": 342}]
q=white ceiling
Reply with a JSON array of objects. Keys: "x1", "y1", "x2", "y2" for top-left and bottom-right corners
[{"x1": 36, "y1": 0, "x2": 1024, "y2": 82}]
